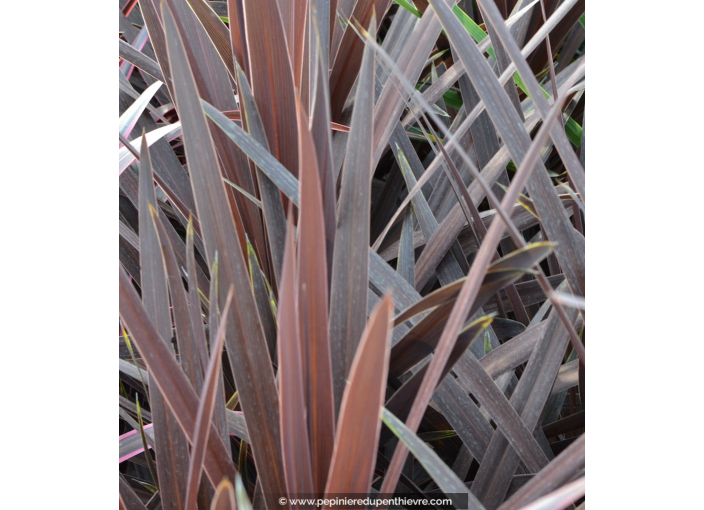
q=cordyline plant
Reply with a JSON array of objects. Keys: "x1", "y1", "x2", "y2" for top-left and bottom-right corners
[{"x1": 118, "y1": 0, "x2": 585, "y2": 509}]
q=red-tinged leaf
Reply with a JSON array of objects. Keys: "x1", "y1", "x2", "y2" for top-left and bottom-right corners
[
  {"x1": 388, "y1": 139, "x2": 519, "y2": 290},
  {"x1": 329, "y1": 0, "x2": 355, "y2": 63},
  {"x1": 185, "y1": 218, "x2": 211, "y2": 378},
  {"x1": 309, "y1": 0, "x2": 331, "y2": 71},
  {"x1": 221, "y1": 110, "x2": 350, "y2": 132},
  {"x1": 138, "y1": 136, "x2": 171, "y2": 350},
  {"x1": 138, "y1": 135, "x2": 188, "y2": 510},
  {"x1": 119, "y1": 422, "x2": 154, "y2": 464},
  {"x1": 296, "y1": 96, "x2": 336, "y2": 494},
  {"x1": 161, "y1": 4, "x2": 287, "y2": 505},
  {"x1": 278, "y1": 211, "x2": 316, "y2": 501},
  {"x1": 211, "y1": 479, "x2": 237, "y2": 510},
  {"x1": 278, "y1": 0, "x2": 308, "y2": 90},
  {"x1": 235, "y1": 63, "x2": 287, "y2": 289},
  {"x1": 119, "y1": 172, "x2": 210, "y2": 318},
  {"x1": 369, "y1": 254, "x2": 499, "y2": 465},
  {"x1": 119, "y1": 266, "x2": 236, "y2": 487},
  {"x1": 381, "y1": 367, "x2": 495, "y2": 467},
  {"x1": 223, "y1": 109, "x2": 349, "y2": 132},
  {"x1": 227, "y1": 0, "x2": 249, "y2": 78},
  {"x1": 149, "y1": 205, "x2": 204, "y2": 391},
  {"x1": 184, "y1": 286, "x2": 235, "y2": 510},
  {"x1": 377, "y1": 201, "x2": 552, "y2": 265},
  {"x1": 225, "y1": 410, "x2": 250, "y2": 442},
  {"x1": 122, "y1": 0, "x2": 138, "y2": 16},
  {"x1": 140, "y1": 0, "x2": 173, "y2": 85},
  {"x1": 309, "y1": 21, "x2": 337, "y2": 282},
  {"x1": 121, "y1": 410, "x2": 250, "y2": 455},
  {"x1": 370, "y1": 9, "x2": 587, "y2": 364},
  {"x1": 328, "y1": 13, "x2": 375, "y2": 414},
  {"x1": 375, "y1": 10, "x2": 579, "y2": 280},
  {"x1": 431, "y1": 133, "x2": 530, "y2": 326},
  {"x1": 242, "y1": 0, "x2": 300, "y2": 178},
  {"x1": 164, "y1": 0, "x2": 267, "y2": 275},
  {"x1": 328, "y1": 0, "x2": 392, "y2": 121},
  {"x1": 383, "y1": 309, "x2": 552, "y2": 498},
  {"x1": 182, "y1": 0, "x2": 236, "y2": 81},
  {"x1": 324, "y1": 294, "x2": 394, "y2": 498},
  {"x1": 205, "y1": 252, "x2": 230, "y2": 503}
]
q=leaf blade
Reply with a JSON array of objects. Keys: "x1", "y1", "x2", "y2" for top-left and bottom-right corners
[
  {"x1": 328, "y1": 13, "x2": 376, "y2": 414},
  {"x1": 296, "y1": 96, "x2": 337, "y2": 494},
  {"x1": 161, "y1": 3, "x2": 287, "y2": 505},
  {"x1": 325, "y1": 294, "x2": 394, "y2": 497},
  {"x1": 278, "y1": 212, "x2": 316, "y2": 501},
  {"x1": 381, "y1": 408, "x2": 485, "y2": 510},
  {"x1": 184, "y1": 286, "x2": 235, "y2": 510}
]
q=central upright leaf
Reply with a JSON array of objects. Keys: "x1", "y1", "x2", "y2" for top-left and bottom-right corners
[{"x1": 328, "y1": 14, "x2": 376, "y2": 416}]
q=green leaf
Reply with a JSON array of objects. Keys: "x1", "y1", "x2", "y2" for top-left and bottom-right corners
[
  {"x1": 565, "y1": 116, "x2": 583, "y2": 147},
  {"x1": 406, "y1": 125, "x2": 443, "y2": 143},
  {"x1": 393, "y1": 0, "x2": 422, "y2": 18},
  {"x1": 442, "y1": 89, "x2": 463, "y2": 110},
  {"x1": 484, "y1": 331, "x2": 493, "y2": 355},
  {"x1": 452, "y1": 5, "x2": 496, "y2": 60},
  {"x1": 417, "y1": 430, "x2": 458, "y2": 442}
]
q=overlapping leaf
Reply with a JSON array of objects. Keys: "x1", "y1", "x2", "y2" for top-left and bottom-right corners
[{"x1": 161, "y1": 3, "x2": 286, "y2": 506}]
